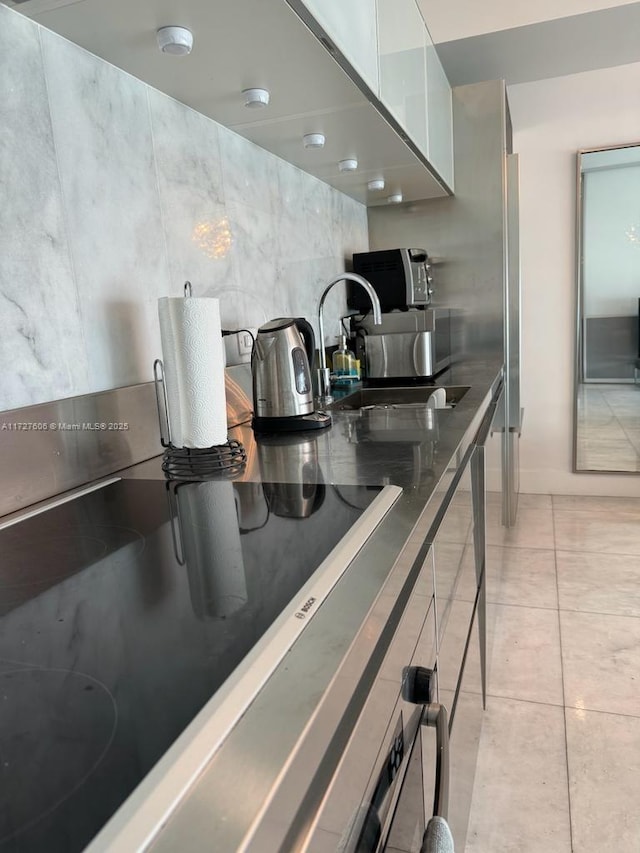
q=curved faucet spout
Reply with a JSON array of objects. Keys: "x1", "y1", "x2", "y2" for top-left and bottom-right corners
[{"x1": 317, "y1": 272, "x2": 382, "y2": 401}]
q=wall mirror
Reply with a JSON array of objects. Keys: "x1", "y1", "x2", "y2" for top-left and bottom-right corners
[{"x1": 574, "y1": 144, "x2": 640, "y2": 473}]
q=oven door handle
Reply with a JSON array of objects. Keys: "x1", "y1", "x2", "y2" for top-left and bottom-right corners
[
  {"x1": 422, "y1": 702, "x2": 450, "y2": 821},
  {"x1": 421, "y1": 702, "x2": 455, "y2": 852}
]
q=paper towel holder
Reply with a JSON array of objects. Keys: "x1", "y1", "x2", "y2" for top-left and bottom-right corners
[{"x1": 153, "y1": 358, "x2": 247, "y2": 479}]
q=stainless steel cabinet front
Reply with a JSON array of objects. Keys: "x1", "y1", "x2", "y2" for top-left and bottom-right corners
[
  {"x1": 438, "y1": 612, "x2": 484, "y2": 852},
  {"x1": 432, "y1": 457, "x2": 479, "y2": 706},
  {"x1": 309, "y1": 561, "x2": 436, "y2": 852}
]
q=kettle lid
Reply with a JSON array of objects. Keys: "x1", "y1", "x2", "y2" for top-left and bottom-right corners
[{"x1": 258, "y1": 318, "x2": 296, "y2": 333}]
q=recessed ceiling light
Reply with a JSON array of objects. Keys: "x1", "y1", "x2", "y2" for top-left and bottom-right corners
[
  {"x1": 339, "y1": 158, "x2": 358, "y2": 172},
  {"x1": 242, "y1": 88, "x2": 270, "y2": 108},
  {"x1": 303, "y1": 133, "x2": 326, "y2": 149},
  {"x1": 367, "y1": 178, "x2": 385, "y2": 191},
  {"x1": 387, "y1": 193, "x2": 403, "y2": 204},
  {"x1": 156, "y1": 26, "x2": 194, "y2": 56}
]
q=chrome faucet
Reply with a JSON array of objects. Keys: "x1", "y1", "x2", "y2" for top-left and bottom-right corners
[{"x1": 316, "y1": 273, "x2": 382, "y2": 403}]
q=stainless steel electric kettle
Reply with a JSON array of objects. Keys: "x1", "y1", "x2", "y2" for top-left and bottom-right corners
[{"x1": 251, "y1": 318, "x2": 331, "y2": 433}]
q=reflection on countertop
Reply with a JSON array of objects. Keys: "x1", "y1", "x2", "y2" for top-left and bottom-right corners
[{"x1": 122, "y1": 358, "x2": 503, "y2": 498}]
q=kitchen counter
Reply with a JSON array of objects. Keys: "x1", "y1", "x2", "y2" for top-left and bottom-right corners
[
  {"x1": 126, "y1": 358, "x2": 503, "y2": 494},
  {"x1": 103, "y1": 357, "x2": 503, "y2": 852}
]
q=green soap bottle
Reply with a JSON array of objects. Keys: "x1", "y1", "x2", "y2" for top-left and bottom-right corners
[{"x1": 332, "y1": 333, "x2": 357, "y2": 384}]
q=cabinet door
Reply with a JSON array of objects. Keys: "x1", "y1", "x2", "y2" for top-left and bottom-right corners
[
  {"x1": 432, "y1": 459, "x2": 477, "y2": 703},
  {"x1": 296, "y1": 0, "x2": 379, "y2": 94},
  {"x1": 377, "y1": 0, "x2": 428, "y2": 156},
  {"x1": 438, "y1": 613, "x2": 484, "y2": 851},
  {"x1": 425, "y1": 29, "x2": 454, "y2": 188}
]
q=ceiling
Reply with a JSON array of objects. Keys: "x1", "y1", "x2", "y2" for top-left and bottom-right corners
[{"x1": 417, "y1": 0, "x2": 640, "y2": 86}]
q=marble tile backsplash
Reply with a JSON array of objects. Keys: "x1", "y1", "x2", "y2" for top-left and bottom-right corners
[{"x1": 0, "y1": 5, "x2": 368, "y2": 412}]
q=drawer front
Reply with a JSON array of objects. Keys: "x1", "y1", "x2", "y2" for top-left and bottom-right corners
[
  {"x1": 433, "y1": 461, "x2": 478, "y2": 701},
  {"x1": 438, "y1": 611, "x2": 484, "y2": 852}
]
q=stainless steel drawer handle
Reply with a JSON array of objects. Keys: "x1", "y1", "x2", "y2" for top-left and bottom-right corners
[{"x1": 422, "y1": 702, "x2": 450, "y2": 821}]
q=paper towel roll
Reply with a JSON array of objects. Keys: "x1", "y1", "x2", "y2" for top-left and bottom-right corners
[
  {"x1": 158, "y1": 296, "x2": 227, "y2": 448},
  {"x1": 177, "y1": 480, "x2": 248, "y2": 619}
]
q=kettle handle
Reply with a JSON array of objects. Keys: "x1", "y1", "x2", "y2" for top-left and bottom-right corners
[{"x1": 294, "y1": 318, "x2": 316, "y2": 368}]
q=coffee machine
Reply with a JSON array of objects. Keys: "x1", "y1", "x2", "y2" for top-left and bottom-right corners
[{"x1": 349, "y1": 249, "x2": 451, "y2": 382}]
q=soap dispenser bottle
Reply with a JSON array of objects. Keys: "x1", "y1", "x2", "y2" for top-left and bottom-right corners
[{"x1": 332, "y1": 331, "x2": 357, "y2": 385}]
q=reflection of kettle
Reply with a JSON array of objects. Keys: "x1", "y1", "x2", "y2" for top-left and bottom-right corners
[
  {"x1": 257, "y1": 433, "x2": 325, "y2": 518},
  {"x1": 252, "y1": 318, "x2": 331, "y2": 433}
]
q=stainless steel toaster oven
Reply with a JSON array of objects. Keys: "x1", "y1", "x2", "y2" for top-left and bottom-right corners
[
  {"x1": 350, "y1": 249, "x2": 434, "y2": 312},
  {"x1": 353, "y1": 309, "x2": 451, "y2": 381}
]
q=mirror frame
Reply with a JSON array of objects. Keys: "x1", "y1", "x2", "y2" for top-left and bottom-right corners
[{"x1": 573, "y1": 142, "x2": 640, "y2": 475}]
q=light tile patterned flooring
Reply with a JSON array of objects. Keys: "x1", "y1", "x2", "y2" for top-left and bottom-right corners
[
  {"x1": 576, "y1": 383, "x2": 640, "y2": 471},
  {"x1": 465, "y1": 493, "x2": 640, "y2": 853}
]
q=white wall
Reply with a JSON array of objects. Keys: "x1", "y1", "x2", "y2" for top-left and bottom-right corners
[
  {"x1": 508, "y1": 61, "x2": 640, "y2": 495},
  {"x1": 418, "y1": 0, "x2": 639, "y2": 42},
  {"x1": 0, "y1": 6, "x2": 368, "y2": 413}
]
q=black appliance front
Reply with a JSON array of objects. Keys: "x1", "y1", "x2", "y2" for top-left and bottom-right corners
[
  {"x1": 0, "y1": 478, "x2": 381, "y2": 853},
  {"x1": 350, "y1": 248, "x2": 431, "y2": 312}
]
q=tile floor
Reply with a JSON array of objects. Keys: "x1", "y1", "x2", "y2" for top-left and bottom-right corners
[
  {"x1": 576, "y1": 383, "x2": 640, "y2": 472},
  {"x1": 465, "y1": 492, "x2": 640, "y2": 853}
]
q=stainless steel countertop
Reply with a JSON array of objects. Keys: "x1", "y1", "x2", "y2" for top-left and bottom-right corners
[
  {"x1": 102, "y1": 358, "x2": 503, "y2": 852},
  {"x1": 124, "y1": 358, "x2": 503, "y2": 494}
]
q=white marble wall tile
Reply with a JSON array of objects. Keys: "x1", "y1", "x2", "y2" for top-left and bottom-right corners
[
  {"x1": 148, "y1": 89, "x2": 232, "y2": 300},
  {"x1": 332, "y1": 189, "x2": 370, "y2": 260},
  {"x1": 41, "y1": 30, "x2": 170, "y2": 392},
  {"x1": 218, "y1": 126, "x2": 280, "y2": 217},
  {"x1": 0, "y1": 7, "x2": 86, "y2": 411},
  {"x1": 2, "y1": 9, "x2": 369, "y2": 412},
  {"x1": 224, "y1": 200, "x2": 282, "y2": 323},
  {"x1": 278, "y1": 257, "x2": 339, "y2": 340},
  {"x1": 275, "y1": 160, "x2": 334, "y2": 264}
]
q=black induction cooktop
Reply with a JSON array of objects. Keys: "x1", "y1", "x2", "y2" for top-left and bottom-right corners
[{"x1": 0, "y1": 477, "x2": 382, "y2": 853}]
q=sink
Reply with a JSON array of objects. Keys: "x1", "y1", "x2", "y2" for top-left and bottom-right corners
[{"x1": 327, "y1": 385, "x2": 470, "y2": 411}]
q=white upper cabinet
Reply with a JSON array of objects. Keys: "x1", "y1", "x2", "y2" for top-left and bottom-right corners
[
  {"x1": 377, "y1": 0, "x2": 428, "y2": 158},
  {"x1": 425, "y1": 29, "x2": 454, "y2": 189},
  {"x1": 293, "y1": 0, "x2": 380, "y2": 95},
  {"x1": 20, "y1": 0, "x2": 453, "y2": 204}
]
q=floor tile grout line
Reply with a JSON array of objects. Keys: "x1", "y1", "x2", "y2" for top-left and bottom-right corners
[
  {"x1": 555, "y1": 546, "x2": 640, "y2": 557},
  {"x1": 461, "y1": 687, "x2": 569, "y2": 710},
  {"x1": 483, "y1": 692, "x2": 565, "y2": 708},
  {"x1": 558, "y1": 607, "x2": 640, "y2": 621},
  {"x1": 552, "y1": 504, "x2": 576, "y2": 853},
  {"x1": 552, "y1": 545, "x2": 640, "y2": 558},
  {"x1": 563, "y1": 704, "x2": 640, "y2": 722},
  {"x1": 485, "y1": 542, "x2": 557, "y2": 552},
  {"x1": 487, "y1": 543, "x2": 556, "y2": 554},
  {"x1": 487, "y1": 600, "x2": 559, "y2": 611}
]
